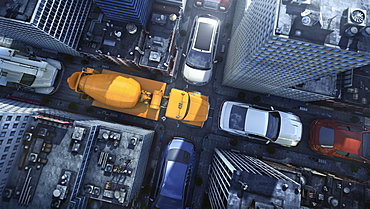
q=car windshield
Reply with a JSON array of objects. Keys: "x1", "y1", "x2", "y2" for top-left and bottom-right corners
[
  {"x1": 319, "y1": 126, "x2": 334, "y2": 148},
  {"x1": 229, "y1": 105, "x2": 247, "y2": 131},
  {"x1": 155, "y1": 195, "x2": 182, "y2": 209},
  {"x1": 362, "y1": 132, "x2": 370, "y2": 159},
  {"x1": 168, "y1": 149, "x2": 191, "y2": 164},
  {"x1": 186, "y1": 49, "x2": 212, "y2": 70},
  {"x1": 266, "y1": 112, "x2": 280, "y2": 140},
  {"x1": 20, "y1": 73, "x2": 36, "y2": 86}
]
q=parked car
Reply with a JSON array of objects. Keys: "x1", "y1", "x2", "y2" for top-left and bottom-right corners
[
  {"x1": 309, "y1": 119, "x2": 370, "y2": 164},
  {"x1": 150, "y1": 137, "x2": 197, "y2": 209},
  {"x1": 219, "y1": 101, "x2": 302, "y2": 147},
  {"x1": 194, "y1": 0, "x2": 230, "y2": 12},
  {"x1": 183, "y1": 15, "x2": 220, "y2": 85}
]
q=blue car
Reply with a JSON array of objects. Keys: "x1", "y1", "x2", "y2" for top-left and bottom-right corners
[{"x1": 150, "y1": 137, "x2": 197, "y2": 209}]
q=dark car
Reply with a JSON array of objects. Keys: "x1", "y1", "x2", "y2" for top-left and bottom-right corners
[
  {"x1": 150, "y1": 137, "x2": 197, "y2": 209},
  {"x1": 309, "y1": 119, "x2": 370, "y2": 164}
]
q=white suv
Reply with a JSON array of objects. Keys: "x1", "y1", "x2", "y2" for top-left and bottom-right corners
[{"x1": 183, "y1": 15, "x2": 219, "y2": 85}]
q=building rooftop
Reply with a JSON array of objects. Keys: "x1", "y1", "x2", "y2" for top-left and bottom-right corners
[
  {"x1": 265, "y1": 160, "x2": 370, "y2": 208},
  {"x1": 138, "y1": 12, "x2": 179, "y2": 74},
  {"x1": 1, "y1": 113, "x2": 154, "y2": 208},
  {"x1": 227, "y1": 170, "x2": 301, "y2": 208},
  {"x1": 79, "y1": 5, "x2": 142, "y2": 60},
  {"x1": 0, "y1": 0, "x2": 38, "y2": 22},
  {"x1": 276, "y1": 0, "x2": 370, "y2": 53}
]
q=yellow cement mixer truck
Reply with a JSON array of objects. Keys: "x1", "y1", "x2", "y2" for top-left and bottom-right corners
[{"x1": 67, "y1": 68, "x2": 210, "y2": 127}]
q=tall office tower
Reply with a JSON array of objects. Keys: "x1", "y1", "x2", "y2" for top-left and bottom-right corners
[
  {"x1": 0, "y1": 0, "x2": 92, "y2": 56},
  {"x1": 0, "y1": 98, "x2": 60, "y2": 195},
  {"x1": 208, "y1": 148, "x2": 301, "y2": 208},
  {"x1": 223, "y1": 0, "x2": 370, "y2": 101},
  {"x1": 93, "y1": 0, "x2": 154, "y2": 28}
]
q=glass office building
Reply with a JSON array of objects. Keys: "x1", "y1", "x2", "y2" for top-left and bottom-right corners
[
  {"x1": 93, "y1": 0, "x2": 154, "y2": 28},
  {"x1": 208, "y1": 148, "x2": 301, "y2": 208},
  {"x1": 0, "y1": 0, "x2": 92, "y2": 56},
  {"x1": 223, "y1": 0, "x2": 370, "y2": 101}
]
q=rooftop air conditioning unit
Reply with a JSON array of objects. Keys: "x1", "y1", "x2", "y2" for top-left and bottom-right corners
[
  {"x1": 344, "y1": 8, "x2": 367, "y2": 27},
  {"x1": 72, "y1": 127, "x2": 86, "y2": 141}
]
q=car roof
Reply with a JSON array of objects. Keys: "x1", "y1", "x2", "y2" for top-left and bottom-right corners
[
  {"x1": 314, "y1": 119, "x2": 369, "y2": 159},
  {"x1": 160, "y1": 161, "x2": 188, "y2": 199},
  {"x1": 245, "y1": 107, "x2": 268, "y2": 136}
]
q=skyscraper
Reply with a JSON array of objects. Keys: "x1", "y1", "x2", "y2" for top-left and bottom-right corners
[
  {"x1": 223, "y1": 0, "x2": 370, "y2": 101},
  {"x1": 208, "y1": 148, "x2": 301, "y2": 208},
  {"x1": 0, "y1": 0, "x2": 92, "y2": 56},
  {"x1": 93, "y1": 0, "x2": 154, "y2": 28},
  {"x1": 0, "y1": 98, "x2": 60, "y2": 195}
]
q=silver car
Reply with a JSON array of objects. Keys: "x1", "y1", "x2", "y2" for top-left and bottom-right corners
[{"x1": 219, "y1": 101, "x2": 302, "y2": 147}]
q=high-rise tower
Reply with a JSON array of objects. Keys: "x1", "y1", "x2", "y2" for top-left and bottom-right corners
[
  {"x1": 93, "y1": 0, "x2": 154, "y2": 28},
  {"x1": 223, "y1": 0, "x2": 370, "y2": 101},
  {"x1": 0, "y1": 0, "x2": 92, "y2": 56}
]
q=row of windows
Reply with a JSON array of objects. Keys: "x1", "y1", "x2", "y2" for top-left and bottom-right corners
[
  {"x1": 0, "y1": 115, "x2": 28, "y2": 122},
  {"x1": 1, "y1": 145, "x2": 18, "y2": 156},
  {"x1": 0, "y1": 167, "x2": 11, "y2": 174},
  {"x1": 0, "y1": 137, "x2": 22, "y2": 145},
  {"x1": 2, "y1": 123, "x2": 28, "y2": 129},
  {"x1": 0, "y1": 130, "x2": 24, "y2": 137}
]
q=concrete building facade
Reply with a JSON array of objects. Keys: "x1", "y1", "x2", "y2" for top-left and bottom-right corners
[
  {"x1": 223, "y1": 0, "x2": 370, "y2": 101},
  {"x1": 0, "y1": 0, "x2": 92, "y2": 56}
]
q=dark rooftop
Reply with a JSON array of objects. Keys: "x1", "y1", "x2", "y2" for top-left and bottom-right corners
[
  {"x1": 0, "y1": 0, "x2": 38, "y2": 22},
  {"x1": 79, "y1": 5, "x2": 143, "y2": 60},
  {"x1": 1, "y1": 114, "x2": 154, "y2": 208},
  {"x1": 277, "y1": 0, "x2": 370, "y2": 53}
]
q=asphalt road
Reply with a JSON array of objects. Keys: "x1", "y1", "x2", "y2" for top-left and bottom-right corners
[{"x1": 1, "y1": 2, "x2": 370, "y2": 209}]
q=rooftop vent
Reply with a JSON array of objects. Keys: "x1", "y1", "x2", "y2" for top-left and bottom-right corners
[
  {"x1": 126, "y1": 23, "x2": 137, "y2": 35},
  {"x1": 38, "y1": 127, "x2": 49, "y2": 137},
  {"x1": 344, "y1": 8, "x2": 367, "y2": 27},
  {"x1": 72, "y1": 127, "x2": 86, "y2": 141}
]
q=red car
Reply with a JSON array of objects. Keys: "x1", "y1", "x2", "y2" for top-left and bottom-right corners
[{"x1": 309, "y1": 119, "x2": 370, "y2": 164}]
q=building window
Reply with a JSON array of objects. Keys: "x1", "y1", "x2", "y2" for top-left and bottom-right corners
[
  {"x1": 24, "y1": 116, "x2": 29, "y2": 121},
  {"x1": 1, "y1": 179, "x2": 5, "y2": 185},
  {"x1": 16, "y1": 116, "x2": 21, "y2": 121},
  {"x1": 13, "y1": 145, "x2": 19, "y2": 150},
  {"x1": 7, "y1": 139, "x2": 12, "y2": 144},
  {"x1": 6, "y1": 116, "x2": 12, "y2": 121},
  {"x1": 0, "y1": 132, "x2": 5, "y2": 137},
  {"x1": 16, "y1": 138, "x2": 21, "y2": 143},
  {"x1": 1, "y1": 154, "x2": 6, "y2": 160},
  {"x1": 0, "y1": 140, "x2": 2, "y2": 145},
  {"x1": 7, "y1": 160, "x2": 13, "y2": 166},
  {"x1": 19, "y1": 130, "x2": 24, "y2": 136},
  {"x1": 4, "y1": 147, "x2": 10, "y2": 152},
  {"x1": 13, "y1": 123, "x2": 18, "y2": 128},
  {"x1": 10, "y1": 131, "x2": 15, "y2": 136},
  {"x1": 3, "y1": 124, "x2": 9, "y2": 129},
  {"x1": 0, "y1": 162, "x2": 3, "y2": 168},
  {"x1": 5, "y1": 168, "x2": 10, "y2": 173},
  {"x1": 21, "y1": 123, "x2": 27, "y2": 128},
  {"x1": 10, "y1": 152, "x2": 16, "y2": 158}
]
